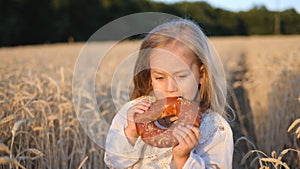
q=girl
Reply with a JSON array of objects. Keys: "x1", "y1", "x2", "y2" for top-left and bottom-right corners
[{"x1": 104, "y1": 19, "x2": 233, "y2": 169}]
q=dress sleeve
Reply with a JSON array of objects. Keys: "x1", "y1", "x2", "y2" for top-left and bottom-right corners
[
  {"x1": 104, "y1": 102, "x2": 145, "y2": 169},
  {"x1": 182, "y1": 113, "x2": 234, "y2": 169}
]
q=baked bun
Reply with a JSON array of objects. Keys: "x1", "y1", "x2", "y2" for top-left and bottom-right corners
[{"x1": 134, "y1": 97, "x2": 202, "y2": 148}]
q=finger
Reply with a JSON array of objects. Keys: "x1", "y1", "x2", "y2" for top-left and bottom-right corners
[
  {"x1": 174, "y1": 125, "x2": 198, "y2": 144},
  {"x1": 192, "y1": 128, "x2": 200, "y2": 140},
  {"x1": 182, "y1": 125, "x2": 200, "y2": 145},
  {"x1": 138, "y1": 99, "x2": 152, "y2": 105},
  {"x1": 129, "y1": 102, "x2": 150, "y2": 113},
  {"x1": 131, "y1": 100, "x2": 151, "y2": 110},
  {"x1": 128, "y1": 105, "x2": 150, "y2": 123},
  {"x1": 173, "y1": 125, "x2": 191, "y2": 142},
  {"x1": 143, "y1": 102, "x2": 152, "y2": 108},
  {"x1": 133, "y1": 98, "x2": 152, "y2": 106},
  {"x1": 128, "y1": 102, "x2": 151, "y2": 123},
  {"x1": 173, "y1": 131, "x2": 193, "y2": 149},
  {"x1": 186, "y1": 125, "x2": 200, "y2": 139},
  {"x1": 127, "y1": 107, "x2": 146, "y2": 122},
  {"x1": 131, "y1": 106, "x2": 146, "y2": 112},
  {"x1": 173, "y1": 131, "x2": 184, "y2": 144}
]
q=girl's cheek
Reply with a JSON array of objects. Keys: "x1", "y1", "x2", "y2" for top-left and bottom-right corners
[
  {"x1": 151, "y1": 81, "x2": 161, "y2": 90},
  {"x1": 151, "y1": 89, "x2": 165, "y2": 99},
  {"x1": 178, "y1": 79, "x2": 198, "y2": 100}
]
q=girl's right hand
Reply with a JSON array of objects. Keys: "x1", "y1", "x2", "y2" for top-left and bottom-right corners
[{"x1": 124, "y1": 98, "x2": 151, "y2": 144}]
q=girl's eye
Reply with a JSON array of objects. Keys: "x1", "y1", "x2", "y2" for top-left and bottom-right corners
[
  {"x1": 155, "y1": 76, "x2": 164, "y2": 80},
  {"x1": 177, "y1": 75, "x2": 187, "y2": 79}
]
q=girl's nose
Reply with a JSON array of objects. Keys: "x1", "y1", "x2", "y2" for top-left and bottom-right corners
[{"x1": 166, "y1": 77, "x2": 178, "y2": 92}]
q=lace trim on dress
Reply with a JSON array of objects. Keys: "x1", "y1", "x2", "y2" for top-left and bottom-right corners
[
  {"x1": 133, "y1": 148, "x2": 173, "y2": 169},
  {"x1": 199, "y1": 111, "x2": 221, "y2": 144}
]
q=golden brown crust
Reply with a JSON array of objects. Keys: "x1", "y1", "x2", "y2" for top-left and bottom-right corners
[{"x1": 135, "y1": 97, "x2": 202, "y2": 148}]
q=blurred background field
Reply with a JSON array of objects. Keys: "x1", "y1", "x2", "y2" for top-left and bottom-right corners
[{"x1": 0, "y1": 35, "x2": 299, "y2": 168}]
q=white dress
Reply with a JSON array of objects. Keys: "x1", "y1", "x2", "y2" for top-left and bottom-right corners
[{"x1": 104, "y1": 101, "x2": 234, "y2": 169}]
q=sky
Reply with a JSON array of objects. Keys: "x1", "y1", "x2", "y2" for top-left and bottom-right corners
[{"x1": 153, "y1": 0, "x2": 300, "y2": 13}]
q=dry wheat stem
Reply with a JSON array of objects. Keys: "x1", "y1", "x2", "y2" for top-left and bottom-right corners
[
  {"x1": 0, "y1": 114, "x2": 17, "y2": 126},
  {"x1": 259, "y1": 158, "x2": 290, "y2": 169},
  {"x1": 16, "y1": 148, "x2": 44, "y2": 158},
  {"x1": 0, "y1": 156, "x2": 26, "y2": 169},
  {"x1": 77, "y1": 156, "x2": 88, "y2": 169},
  {"x1": 241, "y1": 150, "x2": 268, "y2": 165},
  {"x1": 0, "y1": 143, "x2": 10, "y2": 154},
  {"x1": 10, "y1": 119, "x2": 26, "y2": 160}
]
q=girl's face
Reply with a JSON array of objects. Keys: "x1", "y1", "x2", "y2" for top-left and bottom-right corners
[{"x1": 149, "y1": 41, "x2": 202, "y2": 100}]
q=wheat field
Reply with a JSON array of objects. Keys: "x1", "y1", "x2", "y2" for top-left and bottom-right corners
[{"x1": 0, "y1": 36, "x2": 299, "y2": 168}]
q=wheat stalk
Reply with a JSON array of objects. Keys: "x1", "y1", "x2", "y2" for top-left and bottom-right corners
[
  {"x1": 0, "y1": 114, "x2": 17, "y2": 126},
  {"x1": 0, "y1": 156, "x2": 26, "y2": 169},
  {"x1": 241, "y1": 150, "x2": 268, "y2": 165},
  {"x1": 0, "y1": 143, "x2": 10, "y2": 154},
  {"x1": 287, "y1": 118, "x2": 300, "y2": 139},
  {"x1": 259, "y1": 158, "x2": 290, "y2": 169},
  {"x1": 16, "y1": 148, "x2": 44, "y2": 158},
  {"x1": 10, "y1": 119, "x2": 26, "y2": 159},
  {"x1": 242, "y1": 148, "x2": 300, "y2": 168},
  {"x1": 77, "y1": 156, "x2": 88, "y2": 169},
  {"x1": 60, "y1": 66, "x2": 65, "y2": 94}
]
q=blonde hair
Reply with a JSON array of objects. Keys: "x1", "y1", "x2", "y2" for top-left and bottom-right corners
[{"x1": 131, "y1": 19, "x2": 227, "y2": 116}]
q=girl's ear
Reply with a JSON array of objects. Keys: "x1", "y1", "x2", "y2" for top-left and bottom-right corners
[{"x1": 199, "y1": 65, "x2": 205, "y2": 84}]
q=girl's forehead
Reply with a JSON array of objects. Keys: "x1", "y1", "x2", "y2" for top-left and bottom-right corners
[{"x1": 149, "y1": 44, "x2": 198, "y2": 73}]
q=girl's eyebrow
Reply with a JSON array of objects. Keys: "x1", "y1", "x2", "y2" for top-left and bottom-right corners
[
  {"x1": 173, "y1": 69, "x2": 190, "y2": 74},
  {"x1": 151, "y1": 69, "x2": 190, "y2": 75},
  {"x1": 151, "y1": 70, "x2": 165, "y2": 75}
]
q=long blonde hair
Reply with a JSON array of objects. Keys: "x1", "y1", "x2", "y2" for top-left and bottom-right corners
[{"x1": 131, "y1": 19, "x2": 227, "y2": 116}]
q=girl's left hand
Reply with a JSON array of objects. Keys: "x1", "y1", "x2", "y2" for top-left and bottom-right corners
[{"x1": 172, "y1": 124, "x2": 200, "y2": 168}]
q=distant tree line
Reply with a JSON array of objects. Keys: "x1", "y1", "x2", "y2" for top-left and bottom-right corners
[{"x1": 0, "y1": 0, "x2": 299, "y2": 46}]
